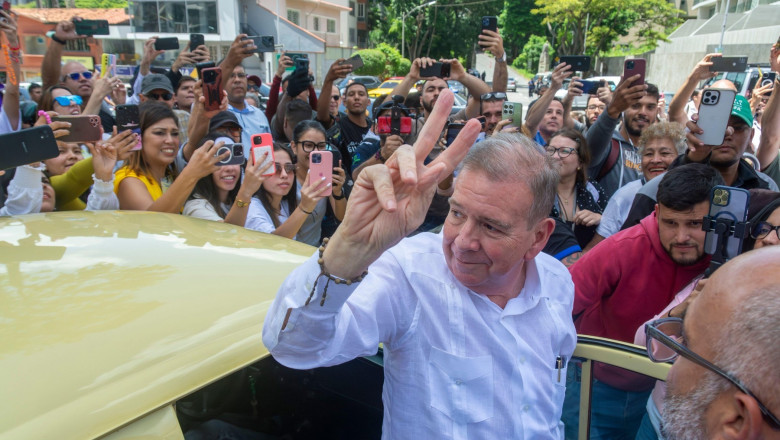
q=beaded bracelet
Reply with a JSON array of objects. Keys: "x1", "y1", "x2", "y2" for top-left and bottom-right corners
[
  {"x1": 304, "y1": 237, "x2": 369, "y2": 307},
  {"x1": 2, "y1": 45, "x2": 18, "y2": 86}
]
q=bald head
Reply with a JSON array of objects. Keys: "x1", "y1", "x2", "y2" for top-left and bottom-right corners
[
  {"x1": 709, "y1": 79, "x2": 737, "y2": 92},
  {"x1": 60, "y1": 61, "x2": 94, "y2": 99}
]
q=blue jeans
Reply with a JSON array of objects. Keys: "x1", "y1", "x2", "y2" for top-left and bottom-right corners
[
  {"x1": 562, "y1": 363, "x2": 652, "y2": 440},
  {"x1": 635, "y1": 396, "x2": 664, "y2": 440}
]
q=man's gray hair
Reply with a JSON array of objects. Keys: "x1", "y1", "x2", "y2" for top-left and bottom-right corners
[{"x1": 457, "y1": 133, "x2": 559, "y2": 227}]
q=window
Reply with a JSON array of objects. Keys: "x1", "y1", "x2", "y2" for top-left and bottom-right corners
[
  {"x1": 349, "y1": 28, "x2": 355, "y2": 43},
  {"x1": 327, "y1": 18, "x2": 336, "y2": 33},
  {"x1": 23, "y1": 36, "x2": 48, "y2": 55},
  {"x1": 358, "y1": 3, "x2": 365, "y2": 18},
  {"x1": 131, "y1": 0, "x2": 218, "y2": 34},
  {"x1": 65, "y1": 39, "x2": 91, "y2": 52},
  {"x1": 349, "y1": 1, "x2": 355, "y2": 16},
  {"x1": 287, "y1": 9, "x2": 300, "y2": 25},
  {"x1": 313, "y1": 16, "x2": 320, "y2": 31}
]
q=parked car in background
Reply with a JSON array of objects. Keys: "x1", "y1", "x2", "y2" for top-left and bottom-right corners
[
  {"x1": 368, "y1": 77, "x2": 405, "y2": 98},
  {"x1": 336, "y1": 75, "x2": 382, "y2": 96},
  {"x1": 507, "y1": 78, "x2": 517, "y2": 92},
  {"x1": 447, "y1": 80, "x2": 465, "y2": 96},
  {"x1": 704, "y1": 64, "x2": 772, "y2": 97}
]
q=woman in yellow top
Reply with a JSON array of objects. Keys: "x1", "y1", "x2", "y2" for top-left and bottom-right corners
[{"x1": 114, "y1": 103, "x2": 228, "y2": 212}]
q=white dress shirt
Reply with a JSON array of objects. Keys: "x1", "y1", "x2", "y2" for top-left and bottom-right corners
[{"x1": 263, "y1": 232, "x2": 577, "y2": 440}]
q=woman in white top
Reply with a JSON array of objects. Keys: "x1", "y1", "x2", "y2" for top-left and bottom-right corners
[
  {"x1": 245, "y1": 121, "x2": 346, "y2": 244},
  {"x1": 183, "y1": 133, "x2": 273, "y2": 226}
]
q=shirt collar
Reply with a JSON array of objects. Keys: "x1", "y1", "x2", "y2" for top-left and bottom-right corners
[{"x1": 229, "y1": 101, "x2": 255, "y2": 115}]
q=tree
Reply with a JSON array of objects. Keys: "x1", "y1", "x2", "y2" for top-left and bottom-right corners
[
  {"x1": 500, "y1": 0, "x2": 545, "y2": 60},
  {"x1": 511, "y1": 34, "x2": 549, "y2": 73},
  {"x1": 375, "y1": 43, "x2": 411, "y2": 77},
  {"x1": 352, "y1": 49, "x2": 387, "y2": 76}
]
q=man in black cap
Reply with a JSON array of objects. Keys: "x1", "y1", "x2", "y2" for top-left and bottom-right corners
[
  {"x1": 137, "y1": 73, "x2": 191, "y2": 145},
  {"x1": 208, "y1": 111, "x2": 243, "y2": 143}
]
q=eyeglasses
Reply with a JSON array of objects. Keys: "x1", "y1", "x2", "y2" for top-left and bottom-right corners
[
  {"x1": 275, "y1": 162, "x2": 296, "y2": 175},
  {"x1": 331, "y1": 95, "x2": 340, "y2": 101},
  {"x1": 297, "y1": 140, "x2": 329, "y2": 153},
  {"x1": 222, "y1": 125, "x2": 242, "y2": 135},
  {"x1": 480, "y1": 92, "x2": 507, "y2": 101},
  {"x1": 645, "y1": 318, "x2": 780, "y2": 430},
  {"x1": 230, "y1": 73, "x2": 248, "y2": 79},
  {"x1": 545, "y1": 146, "x2": 578, "y2": 158},
  {"x1": 54, "y1": 95, "x2": 83, "y2": 106},
  {"x1": 147, "y1": 92, "x2": 173, "y2": 101},
  {"x1": 750, "y1": 221, "x2": 780, "y2": 240},
  {"x1": 587, "y1": 105, "x2": 606, "y2": 111},
  {"x1": 65, "y1": 71, "x2": 93, "y2": 81}
]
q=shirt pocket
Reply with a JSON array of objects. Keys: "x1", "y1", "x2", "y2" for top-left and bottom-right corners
[{"x1": 428, "y1": 346, "x2": 494, "y2": 424}]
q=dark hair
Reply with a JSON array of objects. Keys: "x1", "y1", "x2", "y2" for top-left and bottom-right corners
[
  {"x1": 405, "y1": 92, "x2": 421, "y2": 110},
  {"x1": 285, "y1": 99, "x2": 314, "y2": 133},
  {"x1": 549, "y1": 127, "x2": 590, "y2": 184},
  {"x1": 256, "y1": 143, "x2": 299, "y2": 228},
  {"x1": 124, "y1": 102, "x2": 181, "y2": 179},
  {"x1": 657, "y1": 163, "x2": 725, "y2": 211},
  {"x1": 645, "y1": 82, "x2": 660, "y2": 101},
  {"x1": 292, "y1": 119, "x2": 326, "y2": 142},
  {"x1": 39, "y1": 85, "x2": 74, "y2": 112},
  {"x1": 29, "y1": 83, "x2": 41, "y2": 91},
  {"x1": 176, "y1": 76, "x2": 197, "y2": 92},
  {"x1": 744, "y1": 190, "x2": 780, "y2": 251},
  {"x1": 189, "y1": 132, "x2": 240, "y2": 218},
  {"x1": 586, "y1": 94, "x2": 602, "y2": 106},
  {"x1": 345, "y1": 81, "x2": 368, "y2": 95}
]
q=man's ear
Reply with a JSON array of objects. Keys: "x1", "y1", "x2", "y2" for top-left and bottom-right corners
[
  {"x1": 717, "y1": 391, "x2": 767, "y2": 440},
  {"x1": 654, "y1": 203, "x2": 660, "y2": 217},
  {"x1": 524, "y1": 217, "x2": 556, "y2": 261}
]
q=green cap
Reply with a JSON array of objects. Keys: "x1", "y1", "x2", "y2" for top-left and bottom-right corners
[{"x1": 731, "y1": 95, "x2": 753, "y2": 126}]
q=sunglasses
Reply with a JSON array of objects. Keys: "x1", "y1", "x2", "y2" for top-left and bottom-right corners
[
  {"x1": 54, "y1": 95, "x2": 84, "y2": 106},
  {"x1": 66, "y1": 71, "x2": 93, "y2": 81},
  {"x1": 330, "y1": 95, "x2": 340, "y2": 101},
  {"x1": 480, "y1": 92, "x2": 507, "y2": 101},
  {"x1": 148, "y1": 92, "x2": 173, "y2": 101},
  {"x1": 275, "y1": 162, "x2": 296, "y2": 175}
]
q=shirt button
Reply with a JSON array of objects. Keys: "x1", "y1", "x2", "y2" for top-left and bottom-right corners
[{"x1": 523, "y1": 405, "x2": 530, "y2": 412}]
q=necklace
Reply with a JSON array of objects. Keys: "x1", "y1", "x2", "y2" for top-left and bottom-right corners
[{"x1": 557, "y1": 188, "x2": 577, "y2": 222}]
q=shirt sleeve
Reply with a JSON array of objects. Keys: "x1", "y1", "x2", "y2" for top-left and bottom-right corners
[
  {"x1": 569, "y1": 236, "x2": 623, "y2": 319},
  {"x1": 244, "y1": 197, "x2": 279, "y2": 232},
  {"x1": 50, "y1": 157, "x2": 94, "y2": 211},
  {"x1": 585, "y1": 110, "x2": 620, "y2": 178},
  {"x1": 0, "y1": 166, "x2": 43, "y2": 216},
  {"x1": 183, "y1": 198, "x2": 224, "y2": 222},
  {"x1": 85, "y1": 175, "x2": 119, "y2": 211}
]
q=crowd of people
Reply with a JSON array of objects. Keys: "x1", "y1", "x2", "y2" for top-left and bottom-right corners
[{"x1": 1, "y1": 8, "x2": 779, "y2": 440}]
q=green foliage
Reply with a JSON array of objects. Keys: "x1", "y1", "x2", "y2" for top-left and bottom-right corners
[
  {"x1": 352, "y1": 49, "x2": 386, "y2": 76},
  {"x1": 516, "y1": 35, "x2": 549, "y2": 73},
  {"x1": 532, "y1": 0, "x2": 683, "y2": 59},
  {"x1": 374, "y1": 43, "x2": 407, "y2": 77},
  {"x1": 500, "y1": 0, "x2": 545, "y2": 59}
]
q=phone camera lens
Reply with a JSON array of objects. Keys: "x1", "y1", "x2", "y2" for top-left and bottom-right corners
[
  {"x1": 627, "y1": 61, "x2": 634, "y2": 69},
  {"x1": 253, "y1": 136, "x2": 261, "y2": 144},
  {"x1": 217, "y1": 146, "x2": 229, "y2": 162},
  {"x1": 312, "y1": 154, "x2": 321, "y2": 164},
  {"x1": 234, "y1": 145, "x2": 243, "y2": 156}
]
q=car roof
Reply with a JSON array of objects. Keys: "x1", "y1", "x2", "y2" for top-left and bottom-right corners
[{"x1": 0, "y1": 211, "x2": 314, "y2": 439}]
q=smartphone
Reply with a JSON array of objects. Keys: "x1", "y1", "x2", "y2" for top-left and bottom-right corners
[
  {"x1": 215, "y1": 143, "x2": 245, "y2": 166},
  {"x1": 294, "y1": 57, "x2": 309, "y2": 72},
  {"x1": 74, "y1": 19, "x2": 109, "y2": 36},
  {"x1": 695, "y1": 89, "x2": 737, "y2": 146},
  {"x1": 100, "y1": 54, "x2": 117, "y2": 77},
  {"x1": 154, "y1": 37, "x2": 180, "y2": 51},
  {"x1": 51, "y1": 115, "x2": 102, "y2": 143},
  {"x1": 251, "y1": 133, "x2": 275, "y2": 176},
  {"x1": 704, "y1": 186, "x2": 750, "y2": 260},
  {"x1": 281, "y1": 53, "x2": 308, "y2": 72},
  {"x1": 760, "y1": 71, "x2": 776, "y2": 96},
  {"x1": 0, "y1": 126, "x2": 58, "y2": 171},
  {"x1": 446, "y1": 122, "x2": 465, "y2": 147},
  {"x1": 709, "y1": 56, "x2": 748, "y2": 72},
  {"x1": 623, "y1": 58, "x2": 646, "y2": 87},
  {"x1": 189, "y1": 33, "x2": 205, "y2": 50},
  {"x1": 376, "y1": 116, "x2": 413, "y2": 135},
  {"x1": 115, "y1": 104, "x2": 141, "y2": 151},
  {"x1": 195, "y1": 61, "x2": 215, "y2": 79},
  {"x1": 481, "y1": 16, "x2": 498, "y2": 33},
  {"x1": 476, "y1": 115, "x2": 486, "y2": 131},
  {"x1": 420, "y1": 62, "x2": 451, "y2": 79},
  {"x1": 501, "y1": 102, "x2": 522, "y2": 128},
  {"x1": 201, "y1": 67, "x2": 223, "y2": 112},
  {"x1": 557, "y1": 55, "x2": 591, "y2": 72},
  {"x1": 339, "y1": 54, "x2": 364, "y2": 71},
  {"x1": 309, "y1": 151, "x2": 333, "y2": 197},
  {"x1": 579, "y1": 79, "x2": 600, "y2": 94},
  {"x1": 244, "y1": 35, "x2": 275, "y2": 53}
]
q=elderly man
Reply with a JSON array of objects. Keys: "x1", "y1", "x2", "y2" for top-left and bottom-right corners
[
  {"x1": 646, "y1": 246, "x2": 780, "y2": 439},
  {"x1": 263, "y1": 90, "x2": 576, "y2": 439}
]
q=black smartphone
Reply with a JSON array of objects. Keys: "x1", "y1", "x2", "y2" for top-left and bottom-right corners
[
  {"x1": 446, "y1": 122, "x2": 465, "y2": 147},
  {"x1": 556, "y1": 55, "x2": 591, "y2": 72},
  {"x1": 704, "y1": 186, "x2": 750, "y2": 261},
  {"x1": 215, "y1": 144, "x2": 245, "y2": 166},
  {"x1": 245, "y1": 35, "x2": 275, "y2": 53},
  {"x1": 195, "y1": 61, "x2": 215, "y2": 78},
  {"x1": 189, "y1": 33, "x2": 205, "y2": 50},
  {"x1": 420, "y1": 62, "x2": 450, "y2": 79},
  {"x1": 339, "y1": 54, "x2": 364, "y2": 71},
  {"x1": 709, "y1": 56, "x2": 748, "y2": 72},
  {"x1": 115, "y1": 104, "x2": 141, "y2": 151},
  {"x1": 481, "y1": 16, "x2": 498, "y2": 33},
  {"x1": 0, "y1": 126, "x2": 58, "y2": 171},
  {"x1": 154, "y1": 37, "x2": 180, "y2": 51},
  {"x1": 579, "y1": 80, "x2": 600, "y2": 94},
  {"x1": 74, "y1": 19, "x2": 109, "y2": 36},
  {"x1": 295, "y1": 57, "x2": 310, "y2": 72}
]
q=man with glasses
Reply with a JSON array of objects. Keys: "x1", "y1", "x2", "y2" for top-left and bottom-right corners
[
  {"x1": 226, "y1": 64, "x2": 272, "y2": 155},
  {"x1": 645, "y1": 246, "x2": 780, "y2": 440},
  {"x1": 563, "y1": 163, "x2": 724, "y2": 439},
  {"x1": 479, "y1": 91, "x2": 507, "y2": 135}
]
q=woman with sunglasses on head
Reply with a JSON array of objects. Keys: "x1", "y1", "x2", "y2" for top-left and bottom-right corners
[
  {"x1": 632, "y1": 189, "x2": 780, "y2": 440},
  {"x1": 115, "y1": 103, "x2": 229, "y2": 213},
  {"x1": 245, "y1": 121, "x2": 346, "y2": 245},
  {"x1": 183, "y1": 132, "x2": 273, "y2": 226},
  {"x1": 546, "y1": 127, "x2": 607, "y2": 247}
]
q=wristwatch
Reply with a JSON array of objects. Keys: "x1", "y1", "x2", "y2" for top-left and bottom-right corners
[
  {"x1": 46, "y1": 31, "x2": 67, "y2": 45},
  {"x1": 373, "y1": 149, "x2": 385, "y2": 163},
  {"x1": 235, "y1": 199, "x2": 249, "y2": 208},
  {"x1": 496, "y1": 52, "x2": 506, "y2": 63}
]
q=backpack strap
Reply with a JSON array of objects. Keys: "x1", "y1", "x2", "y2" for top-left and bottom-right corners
[{"x1": 597, "y1": 138, "x2": 621, "y2": 181}]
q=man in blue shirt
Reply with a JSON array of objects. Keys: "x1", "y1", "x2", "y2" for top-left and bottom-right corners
[{"x1": 227, "y1": 64, "x2": 271, "y2": 157}]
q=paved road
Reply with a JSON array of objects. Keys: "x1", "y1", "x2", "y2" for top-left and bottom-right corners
[{"x1": 505, "y1": 66, "x2": 536, "y2": 122}]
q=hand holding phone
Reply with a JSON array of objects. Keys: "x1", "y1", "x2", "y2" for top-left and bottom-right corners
[
  {"x1": 420, "y1": 62, "x2": 451, "y2": 79},
  {"x1": 154, "y1": 37, "x2": 180, "y2": 51},
  {"x1": 339, "y1": 54, "x2": 364, "y2": 71},
  {"x1": 201, "y1": 67, "x2": 223, "y2": 112},
  {"x1": 116, "y1": 104, "x2": 141, "y2": 151},
  {"x1": 308, "y1": 151, "x2": 333, "y2": 197},
  {"x1": 251, "y1": 134, "x2": 275, "y2": 176}
]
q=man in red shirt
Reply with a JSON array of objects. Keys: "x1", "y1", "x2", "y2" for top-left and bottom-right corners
[{"x1": 563, "y1": 163, "x2": 725, "y2": 439}]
